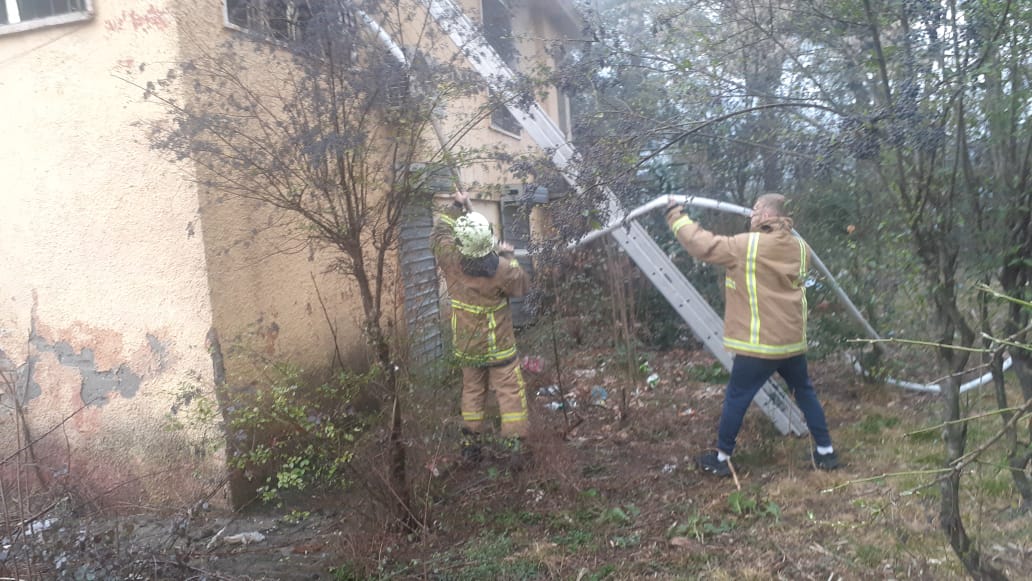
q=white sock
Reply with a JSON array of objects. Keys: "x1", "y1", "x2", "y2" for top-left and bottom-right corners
[
  {"x1": 817, "y1": 445, "x2": 834, "y2": 455},
  {"x1": 717, "y1": 451, "x2": 730, "y2": 462}
]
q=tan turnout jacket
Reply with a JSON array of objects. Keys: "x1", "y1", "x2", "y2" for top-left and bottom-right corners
[
  {"x1": 432, "y1": 205, "x2": 530, "y2": 367},
  {"x1": 667, "y1": 207, "x2": 810, "y2": 359}
]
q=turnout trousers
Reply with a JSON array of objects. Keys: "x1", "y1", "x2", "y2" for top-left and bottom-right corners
[{"x1": 460, "y1": 358, "x2": 529, "y2": 438}]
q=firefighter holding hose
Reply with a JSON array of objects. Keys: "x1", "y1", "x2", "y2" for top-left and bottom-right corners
[{"x1": 667, "y1": 193, "x2": 839, "y2": 476}]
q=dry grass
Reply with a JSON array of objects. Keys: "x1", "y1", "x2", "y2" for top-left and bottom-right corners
[{"x1": 366, "y1": 345, "x2": 1032, "y2": 580}]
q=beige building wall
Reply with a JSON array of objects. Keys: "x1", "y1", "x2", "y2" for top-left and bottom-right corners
[
  {"x1": 173, "y1": 0, "x2": 374, "y2": 387},
  {"x1": 170, "y1": 0, "x2": 581, "y2": 390},
  {"x1": 0, "y1": 0, "x2": 224, "y2": 505}
]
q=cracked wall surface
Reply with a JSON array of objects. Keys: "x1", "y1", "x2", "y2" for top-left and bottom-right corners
[{"x1": 0, "y1": 0, "x2": 225, "y2": 506}]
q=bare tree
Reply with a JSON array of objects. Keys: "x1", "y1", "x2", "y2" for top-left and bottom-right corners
[{"x1": 137, "y1": 0, "x2": 493, "y2": 526}]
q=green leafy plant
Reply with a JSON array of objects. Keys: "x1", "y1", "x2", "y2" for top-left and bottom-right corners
[
  {"x1": 702, "y1": 519, "x2": 735, "y2": 536},
  {"x1": 282, "y1": 510, "x2": 311, "y2": 525},
  {"x1": 685, "y1": 361, "x2": 730, "y2": 383},
  {"x1": 727, "y1": 490, "x2": 756, "y2": 515},
  {"x1": 599, "y1": 504, "x2": 639, "y2": 525},
  {"x1": 727, "y1": 491, "x2": 781, "y2": 523},
  {"x1": 667, "y1": 512, "x2": 735, "y2": 542},
  {"x1": 223, "y1": 364, "x2": 373, "y2": 505}
]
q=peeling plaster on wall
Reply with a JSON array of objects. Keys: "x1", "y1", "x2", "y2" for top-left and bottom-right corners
[
  {"x1": 28, "y1": 335, "x2": 141, "y2": 407},
  {"x1": 0, "y1": 347, "x2": 42, "y2": 411},
  {"x1": 0, "y1": 2, "x2": 228, "y2": 505}
]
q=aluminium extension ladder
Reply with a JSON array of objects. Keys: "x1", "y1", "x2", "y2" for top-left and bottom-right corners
[{"x1": 418, "y1": 0, "x2": 808, "y2": 435}]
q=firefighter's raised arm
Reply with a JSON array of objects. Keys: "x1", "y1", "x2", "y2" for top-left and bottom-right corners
[{"x1": 454, "y1": 190, "x2": 471, "y2": 211}]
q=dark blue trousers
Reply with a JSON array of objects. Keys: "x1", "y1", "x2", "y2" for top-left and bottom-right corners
[{"x1": 717, "y1": 354, "x2": 832, "y2": 455}]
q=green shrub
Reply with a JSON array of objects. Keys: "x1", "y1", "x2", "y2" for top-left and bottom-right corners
[{"x1": 223, "y1": 364, "x2": 374, "y2": 504}]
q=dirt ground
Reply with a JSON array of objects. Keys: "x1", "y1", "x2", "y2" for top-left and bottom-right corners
[{"x1": 5, "y1": 347, "x2": 1031, "y2": 580}]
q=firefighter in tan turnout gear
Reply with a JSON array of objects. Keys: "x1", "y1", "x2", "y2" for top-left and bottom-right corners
[
  {"x1": 432, "y1": 191, "x2": 531, "y2": 466},
  {"x1": 666, "y1": 193, "x2": 838, "y2": 476}
]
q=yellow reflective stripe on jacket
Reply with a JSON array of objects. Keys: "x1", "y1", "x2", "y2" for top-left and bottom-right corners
[
  {"x1": 462, "y1": 410, "x2": 485, "y2": 421},
  {"x1": 450, "y1": 310, "x2": 458, "y2": 346},
  {"x1": 724, "y1": 337, "x2": 807, "y2": 356},
  {"x1": 796, "y1": 237, "x2": 808, "y2": 328},
  {"x1": 487, "y1": 311, "x2": 498, "y2": 351},
  {"x1": 491, "y1": 345, "x2": 518, "y2": 361},
  {"x1": 745, "y1": 233, "x2": 761, "y2": 344},
  {"x1": 452, "y1": 345, "x2": 517, "y2": 364},
  {"x1": 796, "y1": 238, "x2": 807, "y2": 283},
  {"x1": 451, "y1": 299, "x2": 507, "y2": 314},
  {"x1": 440, "y1": 215, "x2": 456, "y2": 226},
  {"x1": 670, "y1": 215, "x2": 694, "y2": 233}
]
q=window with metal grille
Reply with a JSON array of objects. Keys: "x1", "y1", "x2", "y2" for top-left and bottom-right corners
[
  {"x1": 1, "y1": 0, "x2": 90, "y2": 31},
  {"x1": 225, "y1": 0, "x2": 343, "y2": 43}
]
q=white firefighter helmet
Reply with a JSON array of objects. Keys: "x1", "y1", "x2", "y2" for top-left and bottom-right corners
[{"x1": 453, "y1": 212, "x2": 496, "y2": 258}]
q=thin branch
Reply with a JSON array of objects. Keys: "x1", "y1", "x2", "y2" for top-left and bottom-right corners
[
  {"x1": 948, "y1": 397, "x2": 1032, "y2": 473},
  {"x1": 821, "y1": 468, "x2": 951, "y2": 493},
  {"x1": 977, "y1": 284, "x2": 1032, "y2": 311},
  {"x1": 1, "y1": 402, "x2": 93, "y2": 467},
  {"x1": 848, "y1": 337, "x2": 988, "y2": 354},
  {"x1": 310, "y1": 272, "x2": 345, "y2": 372},
  {"x1": 906, "y1": 406, "x2": 1023, "y2": 437}
]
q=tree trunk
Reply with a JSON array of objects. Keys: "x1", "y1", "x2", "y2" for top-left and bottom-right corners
[
  {"x1": 354, "y1": 236, "x2": 417, "y2": 528},
  {"x1": 940, "y1": 468, "x2": 1008, "y2": 581},
  {"x1": 370, "y1": 319, "x2": 417, "y2": 530},
  {"x1": 940, "y1": 375, "x2": 1008, "y2": 580},
  {"x1": 388, "y1": 392, "x2": 416, "y2": 531},
  {"x1": 1008, "y1": 351, "x2": 1032, "y2": 510}
]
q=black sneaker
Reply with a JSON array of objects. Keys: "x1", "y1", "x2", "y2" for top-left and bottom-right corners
[
  {"x1": 813, "y1": 449, "x2": 839, "y2": 470},
  {"x1": 697, "y1": 450, "x2": 731, "y2": 477},
  {"x1": 460, "y1": 428, "x2": 482, "y2": 464}
]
